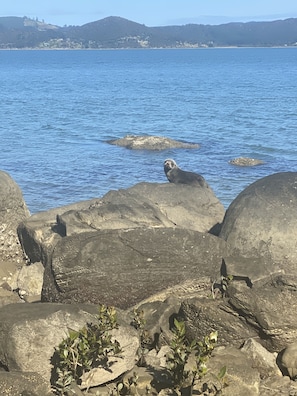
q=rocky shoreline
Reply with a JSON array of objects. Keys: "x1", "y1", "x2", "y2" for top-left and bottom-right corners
[{"x1": 1, "y1": 168, "x2": 297, "y2": 395}]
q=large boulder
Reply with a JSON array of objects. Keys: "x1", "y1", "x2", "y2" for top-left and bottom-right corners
[
  {"x1": 18, "y1": 182, "x2": 225, "y2": 266},
  {"x1": 41, "y1": 228, "x2": 228, "y2": 309},
  {"x1": 0, "y1": 303, "x2": 139, "y2": 387},
  {"x1": 0, "y1": 170, "x2": 29, "y2": 231},
  {"x1": 219, "y1": 172, "x2": 297, "y2": 279}
]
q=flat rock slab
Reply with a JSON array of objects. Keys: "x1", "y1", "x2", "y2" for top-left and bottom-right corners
[
  {"x1": 107, "y1": 135, "x2": 200, "y2": 150},
  {"x1": 42, "y1": 228, "x2": 228, "y2": 309}
]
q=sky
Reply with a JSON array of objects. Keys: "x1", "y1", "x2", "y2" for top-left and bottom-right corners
[{"x1": 1, "y1": 0, "x2": 297, "y2": 27}]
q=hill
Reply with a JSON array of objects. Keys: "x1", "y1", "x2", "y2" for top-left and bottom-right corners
[{"x1": 0, "y1": 15, "x2": 297, "y2": 49}]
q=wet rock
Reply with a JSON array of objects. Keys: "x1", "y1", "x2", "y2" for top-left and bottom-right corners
[
  {"x1": 107, "y1": 134, "x2": 200, "y2": 150},
  {"x1": 229, "y1": 157, "x2": 264, "y2": 166}
]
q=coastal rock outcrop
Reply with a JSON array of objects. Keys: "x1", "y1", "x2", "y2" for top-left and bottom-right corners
[
  {"x1": 107, "y1": 134, "x2": 200, "y2": 150},
  {"x1": 219, "y1": 172, "x2": 297, "y2": 280},
  {"x1": 2, "y1": 170, "x2": 297, "y2": 395}
]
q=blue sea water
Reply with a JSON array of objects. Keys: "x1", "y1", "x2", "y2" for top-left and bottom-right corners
[{"x1": 0, "y1": 48, "x2": 297, "y2": 214}]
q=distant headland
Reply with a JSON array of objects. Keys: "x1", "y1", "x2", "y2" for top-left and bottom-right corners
[{"x1": 0, "y1": 15, "x2": 297, "y2": 49}]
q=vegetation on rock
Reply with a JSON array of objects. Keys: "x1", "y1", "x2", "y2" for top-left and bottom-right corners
[{"x1": 52, "y1": 305, "x2": 121, "y2": 395}]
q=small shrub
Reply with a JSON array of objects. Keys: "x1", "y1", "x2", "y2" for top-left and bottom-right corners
[
  {"x1": 52, "y1": 305, "x2": 122, "y2": 395},
  {"x1": 131, "y1": 308, "x2": 153, "y2": 366},
  {"x1": 166, "y1": 318, "x2": 220, "y2": 394}
]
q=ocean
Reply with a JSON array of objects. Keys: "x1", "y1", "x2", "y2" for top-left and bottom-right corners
[{"x1": 1, "y1": 48, "x2": 296, "y2": 214}]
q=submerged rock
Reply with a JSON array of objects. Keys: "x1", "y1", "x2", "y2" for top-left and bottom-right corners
[
  {"x1": 107, "y1": 134, "x2": 200, "y2": 150},
  {"x1": 229, "y1": 157, "x2": 264, "y2": 166}
]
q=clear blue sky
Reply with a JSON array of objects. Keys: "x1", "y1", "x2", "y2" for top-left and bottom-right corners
[{"x1": 2, "y1": 0, "x2": 297, "y2": 27}]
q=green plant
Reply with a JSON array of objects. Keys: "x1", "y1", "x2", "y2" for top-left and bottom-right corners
[
  {"x1": 131, "y1": 308, "x2": 153, "y2": 366},
  {"x1": 166, "y1": 318, "x2": 220, "y2": 394},
  {"x1": 52, "y1": 305, "x2": 122, "y2": 395}
]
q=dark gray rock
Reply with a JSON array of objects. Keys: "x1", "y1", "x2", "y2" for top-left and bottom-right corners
[
  {"x1": 219, "y1": 172, "x2": 297, "y2": 279},
  {"x1": 227, "y1": 274, "x2": 297, "y2": 352},
  {"x1": 41, "y1": 228, "x2": 228, "y2": 309},
  {"x1": 179, "y1": 296, "x2": 258, "y2": 349},
  {"x1": 107, "y1": 134, "x2": 200, "y2": 150},
  {"x1": 18, "y1": 182, "x2": 225, "y2": 266}
]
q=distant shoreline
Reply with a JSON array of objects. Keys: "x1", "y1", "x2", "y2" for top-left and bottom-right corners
[{"x1": 1, "y1": 45, "x2": 297, "y2": 51}]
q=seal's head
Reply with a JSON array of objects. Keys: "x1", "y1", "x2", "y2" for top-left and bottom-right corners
[{"x1": 164, "y1": 159, "x2": 177, "y2": 174}]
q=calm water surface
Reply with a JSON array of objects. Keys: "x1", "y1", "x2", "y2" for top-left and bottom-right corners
[{"x1": 0, "y1": 48, "x2": 296, "y2": 213}]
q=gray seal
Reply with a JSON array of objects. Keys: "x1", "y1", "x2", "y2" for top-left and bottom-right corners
[{"x1": 163, "y1": 159, "x2": 208, "y2": 188}]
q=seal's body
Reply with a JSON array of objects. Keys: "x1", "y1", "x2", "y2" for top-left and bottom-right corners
[{"x1": 164, "y1": 159, "x2": 208, "y2": 188}]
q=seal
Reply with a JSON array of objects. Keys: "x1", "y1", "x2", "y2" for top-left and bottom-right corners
[{"x1": 163, "y1": 159, "x2": 208, "y2": 188}]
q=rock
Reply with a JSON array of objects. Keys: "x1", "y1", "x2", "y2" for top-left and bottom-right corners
[
  {"x1": 63, "y1": 182, "x2": 224, "y2": 235},
  {"x1": 241, "y1": 338, "x2": 282, "y2": 378},
  {"x1": 0, "y1": 170, "x2": 30, "y2": 288},
  {"x1": 259, "y1": 375, "x2": 297, "y2": 396},
  {"x1": 17, "y1": 198, "x2": 100, "y2": 264},
  {"x1": 280, "y1": 343, "x2": 297, "y2": 379},
  {"x1": 129, "y1": 296, "x2": 182, "y2": 348},
  {"x1": 0, "y1": 371, "x2": 53, "y2": 396},
  {"x1": 8, "y1": 261, "x2": 44, "y2": 301},
  {"x1": 229, "y1": 157, "x2": 264, "y2": 166},
  {"x1": 0, "y1": 303, "x2": 139, "y2": 386},
  {"x1": 179, "y1": 296, "x2": 258, "y2": 349},
  {"x1": 179, "y1": 273, "x2": 297, "y2": 355},
  {"x1": 19, "y1": 182, "x2": 224, "y2": 267},
  {"x1": 119, "y1": 366, "x2": 157, "y2": 394},
  {"x1": 0, "y1": 170, "x2": 30, "y2": 232},
  {"x1": 0, "y1": 288, "x2": 21, "y2": 307},
  {"x1": 228, "y1": 275, "x2": 297, "y2": 352},
  {"x1": 41, "y1": 228, "x2": 228, "y2": 309},
  {"x1": 201, "y1": 346, "x2": 260, "y2": 396},
  {"x1": 107, "y1": 135, "x2": 200, "y2": 150},
  {"x1": 219, "y1": 172, "x2": 297, "y2": 278}
]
